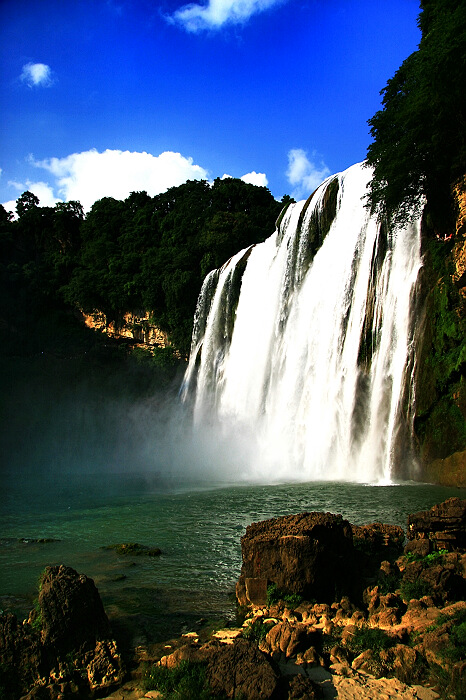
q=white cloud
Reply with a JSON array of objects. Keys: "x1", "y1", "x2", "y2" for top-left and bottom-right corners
[
  {"x1": 20, "y1": 63, "x2": 54, "y2": 87},
  {"x1": 31, "y1": 148, "x2": 209, "y2": 211},
  {"x1": 221, "y1": 171, "x2": 268, "y2": 187},
  {"x1": 286, "y1": 148, "x2": 331, "y2": 201},
  {"x1": 169, "y1": 0, "x2": 285, "y2": 32},
  {"x1": 2, "y1": 200, "x2": 17, "y2": 216},
  {"x1": 240, "y1": 171, "x2": 268, "y2": 187},
  {"x1": 2, "y1": 179, "x2": 61, "y2": 215}
]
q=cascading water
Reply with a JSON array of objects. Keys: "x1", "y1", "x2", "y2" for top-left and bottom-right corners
[{"x1": 181, "y1": 163, "x2": 423, "y2": 483}]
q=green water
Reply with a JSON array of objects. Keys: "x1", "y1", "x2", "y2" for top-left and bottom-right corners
[{"x1": 1, "y1": 472, "x2": 464, "y2": 644}]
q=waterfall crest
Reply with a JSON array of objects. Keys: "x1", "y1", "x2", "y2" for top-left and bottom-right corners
[{"x1": 181, "y1": 163, "x2": 423, "y2": 483}]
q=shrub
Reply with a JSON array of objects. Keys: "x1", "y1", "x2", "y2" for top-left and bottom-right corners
[
  {"x1": 266, "y1": 583, "x2": 302, "y2": 608},
  {"x1": 400, "y1": 578, "x2": 431, "y2": 603},
  {"x1": 405, "y1": 549, "x2": 448, "y2": 566},
  {"x1": 345, "y1": 625, "x2": 395, "y2": 656},
  {"x1": 242, "y1": 618, "x2": 275, "y2": 643},
  {"x1": 142, "y1": 660, "x2": 223, "y2": 700},
  {"x1": 430, "y1": 607, "x2": 466, "y2": 663}
]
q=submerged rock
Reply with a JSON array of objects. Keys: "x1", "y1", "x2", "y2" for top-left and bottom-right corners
[{"x1": 104, "y1": 543, "x2": 162, "y2": 557}]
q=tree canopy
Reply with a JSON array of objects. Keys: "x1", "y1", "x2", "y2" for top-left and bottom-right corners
[
  {"x1": 1, "y1": 179, "x2": 283, "y2": 356},
  {"x1": 366, "y1": 0, "x2": 466, "y2": 229}
]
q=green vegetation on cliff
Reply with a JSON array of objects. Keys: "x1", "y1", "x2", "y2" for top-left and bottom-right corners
[
  {"x1": 366, "y1": 0, "x2": 466, "y2": 479},
  {"x1": 0, "y1": 178, "x2": 282, "y2": 358},
  {"x1": 366, "y1": 0, "x2": 466, "y2": 230}
]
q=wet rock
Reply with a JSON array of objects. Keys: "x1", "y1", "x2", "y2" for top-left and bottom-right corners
[
  {"x1": 1, "y1": 565, "x2": 124, "y2": 699},
  {"x1": 159, "y1": 641, "x2": 214, "y2": 669},
  {"x1": 352, "y1": 523, "x2": 405, "y2": 557},
  {"x1": 404, "y1": 538, "x2": 432, "y2": 558},
  {"x1": 388, "y1": 643, "x2": 425, "y2": 685},
  {"x1": 104, "y1": 543, "x2": 162, "y2": 557},
  {"x1": 236, "y1": 512, "x2": 357, "y2": 607},
  {"x1": 367, "y1": 590, "x2": 405, "y2": 627},
  {"x1": 351, "y1": 648, "x2": 374, "y2": 674}
]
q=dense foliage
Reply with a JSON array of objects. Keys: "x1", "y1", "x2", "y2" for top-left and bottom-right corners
[
  {"x1": 366, "y1": 0, "x2": 466, "y2": 229},
  {"x1": 0, "y1": 178, "x2": 282, "y2": 356}
]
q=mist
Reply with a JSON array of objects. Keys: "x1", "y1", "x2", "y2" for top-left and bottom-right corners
[{"x1": 0, "y1": 356, "x2": 255, "y2": 496}]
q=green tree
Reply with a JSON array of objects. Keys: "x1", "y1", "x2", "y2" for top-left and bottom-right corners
[{"x1": 366, "y1": 0, "x2": 466, "y2": 230}]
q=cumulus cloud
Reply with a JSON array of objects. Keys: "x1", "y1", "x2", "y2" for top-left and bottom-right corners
[
  {"x1": 286, "y1": 149, "x2": 331, "y2": 201},
  {"x1": 169, "y1": 0, "x2": 285, "y2": 32},
  {"x1": 240, "y1": 171, "x2": 268, "y2": 187},
  {"x1": 31, "y1": 149, "x2": 209, "y2": 211},
  {"x1": 20, "y1": 62, "x2": 54, "y2": 87},
  {"x1": 221, "y1": 171, "x2": 268, "y2": 187}
]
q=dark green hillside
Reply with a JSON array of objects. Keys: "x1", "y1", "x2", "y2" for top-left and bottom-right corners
[{"x1": 0, "y1": 178, "x2": 282, "y2": 360}]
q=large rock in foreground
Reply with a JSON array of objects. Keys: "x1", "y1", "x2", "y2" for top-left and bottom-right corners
[
  {"x1": 0, "y1": 565, "x2": 123, "y2": 700},
  {"x1": 236, "y1": 512, "x2": 356, "y2": 607},
  {"x1": 38, "y1": 564, "x2": 111, "y2": 654}
]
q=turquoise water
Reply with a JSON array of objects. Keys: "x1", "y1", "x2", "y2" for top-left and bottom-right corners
[{"x1": 1, "y1": 472, "x2": 464, "y2": 643}]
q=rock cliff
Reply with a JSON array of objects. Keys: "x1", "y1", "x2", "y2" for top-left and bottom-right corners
[{"x1": 414, "y1": 176, "x2": 466, "y2": 487}]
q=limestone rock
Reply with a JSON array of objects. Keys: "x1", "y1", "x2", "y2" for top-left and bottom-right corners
[
  {"x1": 407, "y1": 497, "x2": 466, "y2": 551},
  {"x1": 38, "y1": 564, "x2": 111, "y2": 654},
  {"x1": 262, "y1": 620, "x2": 319, "y2": 659},
  {"x1": 286, "y1": 673, "x2": 320, "y2": 699},
  {"x1": 0, "y1": 613, "x2": 44, "y2": 699},
  {"x1": 205, "y1": 638, "x2": 281, "y2": 700},
  {"x1": 86, "y1": 640, "x2": 124, "y2": 692},
  {"x1": 236, "y1": 512, "x2": 357, "y2": 607}
]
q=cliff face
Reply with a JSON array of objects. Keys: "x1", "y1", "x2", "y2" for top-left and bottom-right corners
[
  {"x1": 82, "y1": 310, "x2": 170, "y2": 349},
  {"x1": 414, "y1": 176, "x2": 466, "y2": 487}
]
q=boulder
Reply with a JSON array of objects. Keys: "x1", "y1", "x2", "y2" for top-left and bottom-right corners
[
  {"x1": 352, "y1": 523, "x2": 405, "y2": 557},
  {"x1": 236, "y1": 512, "x2": 357, "y2": 606},
  {"x1": 0, "y1": 565, "x2": 124, "y2": 700},
  {"x1": 261, "y1": 620, "x2": 320, "y2": 659},
  {"x1": 38, "y1": 564, "x2": 111, "y2": 655},
  {"x1": 85, "y1": 639, "x2": 124, "y2": 692},
  {"x1": 286, "y1": 673, "x2": 320, "y2": 699},
  {"x1": 407, "y1": 497, "x2": 466, "y2": 551},
  {"x1": 205, "y1": 638, "x2": 281, "y2": 700}
]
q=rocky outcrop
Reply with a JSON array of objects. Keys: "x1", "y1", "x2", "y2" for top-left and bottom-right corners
[
  {"x1": 236, "y1": 512, "x2": 357, "y2": 607},
  {"x1": 82, "y1": 310, "x2": 170, "y2": 350},
  {"x1": 38, "y1": 565, "x2": 111, "y2": 654},
  {"x1": 107, "y1": 498, "x2": 464, "y2": 700},
  {"x1": 424, "y1": 450, "x2": 466, "y2": 488},
  {"x1": 0, "y1": 565, "x2": 124, "y2": 700},
  {"x1": 407, "y1": 497, "x2": 466, "y2": 551}
]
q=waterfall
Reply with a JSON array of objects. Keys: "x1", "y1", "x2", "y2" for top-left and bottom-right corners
[{"x1": 181, "y1": 163, "x2": 423, "y2": 483}]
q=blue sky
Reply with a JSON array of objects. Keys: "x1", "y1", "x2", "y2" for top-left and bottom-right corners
[{"x1": 1, "y1": 0, "x2": 421, "y2": 213}]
